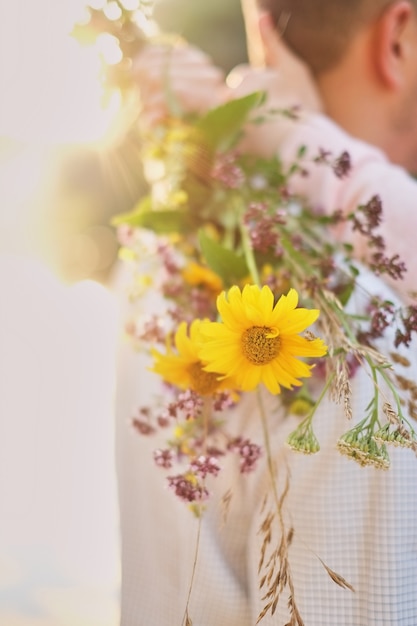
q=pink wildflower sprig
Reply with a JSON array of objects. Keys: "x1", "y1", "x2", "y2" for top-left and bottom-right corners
[
  {"x1": 190, "y1": 455, "x2": 221, "y2": 479},
  {"x1": 167, "y1": 473, "x2": 209, "y2": 503},
  {"x1": 126, "y1": 315, "x2": 167, "y2": 344},
  {"x1": 243, "y1": 201, "x2": 286, "y2": 254},
  {"x1": 395, "y1": 305, "x2": 417, "y2": 348},
  {"x1": 154, "y1": 240, "x2": 220, "y2": 321},
  {"x1": 211, "y1": 151, "x2": 245, "y2": 189},
  {"x1": 357, "y1": 298, "x2": 396, "y2": 346},
  {"x1": 357, "y1": 297, "x2": 417, "y2": 349},
  {"x1": 314, "y1": 148, "x2": 352, "y2": 179},
  {"x1": 349, "y1": 195, "x2": 407, "y2": 281},
  {"x1": 228, "y1": 436, "x2": 263, "y2": 474},
  {"x1": 154, "y1": 448, "x2": 174, "y2": 469}
]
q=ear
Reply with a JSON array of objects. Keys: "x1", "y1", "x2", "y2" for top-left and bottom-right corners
[
  {"x1": 373, "y1": 0, "x2": 416, "y2": 90},
  {"x1": 258, "y1": 11, "x2": 282, "y2": 67}
]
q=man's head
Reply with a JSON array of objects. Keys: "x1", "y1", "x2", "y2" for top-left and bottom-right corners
[
  {"x1": 258, "y1": 0, "x2": 406, "y2": 75},
  {"x1": 257, "y1": 0, "x2": 417, "y2": 172}
]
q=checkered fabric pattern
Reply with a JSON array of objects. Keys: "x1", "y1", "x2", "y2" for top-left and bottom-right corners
[{"x1": 115, "y1": 268, "x2": 417, "y2": 626}]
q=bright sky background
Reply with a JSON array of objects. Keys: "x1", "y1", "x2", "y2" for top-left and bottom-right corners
[
  {"x1": 0, "y1": 1, "x2": 126, "y2": 624},
  {"x1": 0, "y1": 258, "x2": 121, "y2": 626},
  {"x1": 0, "y1": 0, "x2": 120, "y2": 144},
  {"x1": 0, "y1": 0, "x2": 151, "y2": 279}
]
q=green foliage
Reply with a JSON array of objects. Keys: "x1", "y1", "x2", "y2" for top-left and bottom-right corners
[
  {"x1": 196, "y1": 92, "x2": 266, "y2": 152},
  {"x1": 112, "y1": 196, "x2": 190, "y2": 234},
  {"x1": 198, "y1": 230, "x2": 248, "y2": 285}
]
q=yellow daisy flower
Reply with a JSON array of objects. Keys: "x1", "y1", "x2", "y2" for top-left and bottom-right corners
[
  {"x1": 198, "y1": 285, "x2": 327, "y2": 395},
  {"x1": 151, "y1": 319, "x2": 233, "y2": 396},
  {"x1": 182, "y1": 262, "x2": 223, "y2": 296}
]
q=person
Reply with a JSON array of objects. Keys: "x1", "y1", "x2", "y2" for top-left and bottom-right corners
[
  {"x1": 234, "y1": 1, "x2": 417, "y2": 301},
  {"x1": 115, "y1": 1, "x2": 417, "y2": 624}
]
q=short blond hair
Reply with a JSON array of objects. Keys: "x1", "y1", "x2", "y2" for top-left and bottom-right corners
[{"x1": 257, "y1": 0, "x2": 404, "y2": 74}]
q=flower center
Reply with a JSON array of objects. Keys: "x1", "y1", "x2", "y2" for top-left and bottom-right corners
[
  {"x1": 188, "y1": 362, "x2": 221, "y2": 396},
  {"x1": 241, "y1": 326, "x2": 281, "y2": 365}
]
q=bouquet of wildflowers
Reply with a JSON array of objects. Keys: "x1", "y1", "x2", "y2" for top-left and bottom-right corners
[
  {"x1": 76, "y1": 2, "x2": 417, "y2": 623},
  {"x1": 115, "y1": 88, "x2": 417, "y2": 475},
  {"x1": 113, "y1": 91, "x2": 417, "y2": 623}
]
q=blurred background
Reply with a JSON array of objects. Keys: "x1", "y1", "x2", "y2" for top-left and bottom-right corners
[{"x1": 0, "y1": 0, "x2": 246, "y2": 624}]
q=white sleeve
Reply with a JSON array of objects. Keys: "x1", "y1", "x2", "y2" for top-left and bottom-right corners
[{"x1": 277, "y1": 113, "x2": 417, "y2": 299}]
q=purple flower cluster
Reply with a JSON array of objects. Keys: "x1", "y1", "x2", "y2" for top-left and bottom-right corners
[
  {"x1": 351, "y1": 195, "x2": 407, "y2": 281},
  {"x1": 154, "y1": 448, "x2": 174, "y2": 469},
  {"x1": 314, "y1": 149, "x2": 352, "y2": 179},
  {"x1": 243, "y1": 202, "x2": 286, "y2": 254},
  {"x1": 131, "y1": 407, "x2": 156, "y2": 435},
  {"x1": 332, "y1": 151, "x2": 352, "y2": 178},
  {"x1": 357, "y1": 298, "x2": 395, "y2": 345},
  {"x1": 126, "y1": 315, "x2": 166, "y2": 344},
  {"x1": 211, "y1": 152, "x2": 245, "y2": 189},
  {"x1": 396, "y1": 305, "x2": 417, "y2": 348},
  {"x1": 157, "y1": 241, "x2": 181, "y2": 275},
  {"x1": 167, "y1": 474, "x2": 209, "y2": 503},
  {"x1": 212, "y1": 391, "x2": 239, "y2": 412},
  {"x1": 176, "y1": 389, "x2": 204, "y2": 418},
  {"x1": 190, "y1": 455, "x2": 221, "y2": 478},
  {"x1": 228, "y1": 437, "x2": 262, "y2": 473},
  {"x1": 357, "y1": 297, "x2": 417, "y2": 349},
  {"x1": 154, "y1": 389, "x2": 204, "y2": 427}
]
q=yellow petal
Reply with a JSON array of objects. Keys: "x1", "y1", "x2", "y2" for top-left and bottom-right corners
[
  {"x1": 175, "y1": 322, "x2": 197, "y2": 359},
  {"x1": 270, "y1": 358, "x2": 308, "y2": 388},
  {"x1": 243, "y1": 285, "x2": 274, "y2": 325},
  {"x1": 235, "y1": 363, "x2": 262, "y2": 391},
  {"x1": 261, "y1": 365, "x2": 282, "y2": 394},
  {"x1": 271, "y1": 288, "x2": 299, "y2": 323},
  {"x1": 278, "y1": 308, "x2": 320, "y2": 334},
  {"x1": 280, "y1": 335, "x2": 327, "y2": 357},
  {"x1": 217, "y1": 288, "x2": 247, "y2": 328}
]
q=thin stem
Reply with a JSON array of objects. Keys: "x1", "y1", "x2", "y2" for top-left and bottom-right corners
[
  {"x1": 256, "y1": 388, "x2": 300, "y2": 618},
  {"x1": 182, "y1": 515, "x2": 202, "y2": 626},
  {"x1": 257, "y1": 388, "x2": 281, "y2": 514},
  {"x1": 202, "y1": 396, "x2": 211, "y2": 455},
  {"x1": 379, "y1": 367, "x2": 403, "y2": 414},
  {"x1": 377, "y1": 366, "x2": 416, "y2": 431},
  {"x1": 182, "y1": 398, "x2": 211, "y2": 625},
  {"x1": 240, "y1": 222, "x2": 261, "y2": 286},
  {"x1": 298, "y1": 372, "x2": 336, "y2": 429},
  {"x1": 368, "y1": 362, "x2": 380, "y2": 431}
]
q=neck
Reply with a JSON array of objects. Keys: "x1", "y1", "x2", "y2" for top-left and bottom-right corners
[
  {"x1": 315, "y1": 29, "x2": 402, "y2": 164},
  {"x1": 316, "y1": 65, "x2": 391, "y2": 161}
]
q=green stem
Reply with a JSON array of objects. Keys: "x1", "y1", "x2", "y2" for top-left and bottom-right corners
[
  {"x1": 298, "y1": 372, "x2": 336, "y2": 429},
  {"x1": 240, "y1": 223, "x2": 261, "y2": 286},
  {"x1": 378, "y1": 366, "x2": 416, "y2": 431},
  {"x1": 368, "y1": 363, "x2": 380, "y2": 431}
]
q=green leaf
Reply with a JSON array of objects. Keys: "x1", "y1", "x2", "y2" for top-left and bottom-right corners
[
  {"x1": 348, "y1": 264, "x2": 360, "y2": 277},
  {"x1": 297, "y1": 145, "x2": 307, "y2": 158},
  {"x1": 338, "y1": 280, "x2": 355, "y2": 306},
  {"x1": 198, "y1": 230, "x2": 248, "y2": 285},
  {"x1": 196, "y1": 91, "x2": 266, "y2": 152},
  {"x1": 111, "y1": 196, "x2": 190, "y2": 234},
  {"x1": 111, "y1": 196, "x2": 149, "y2": 225}
]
